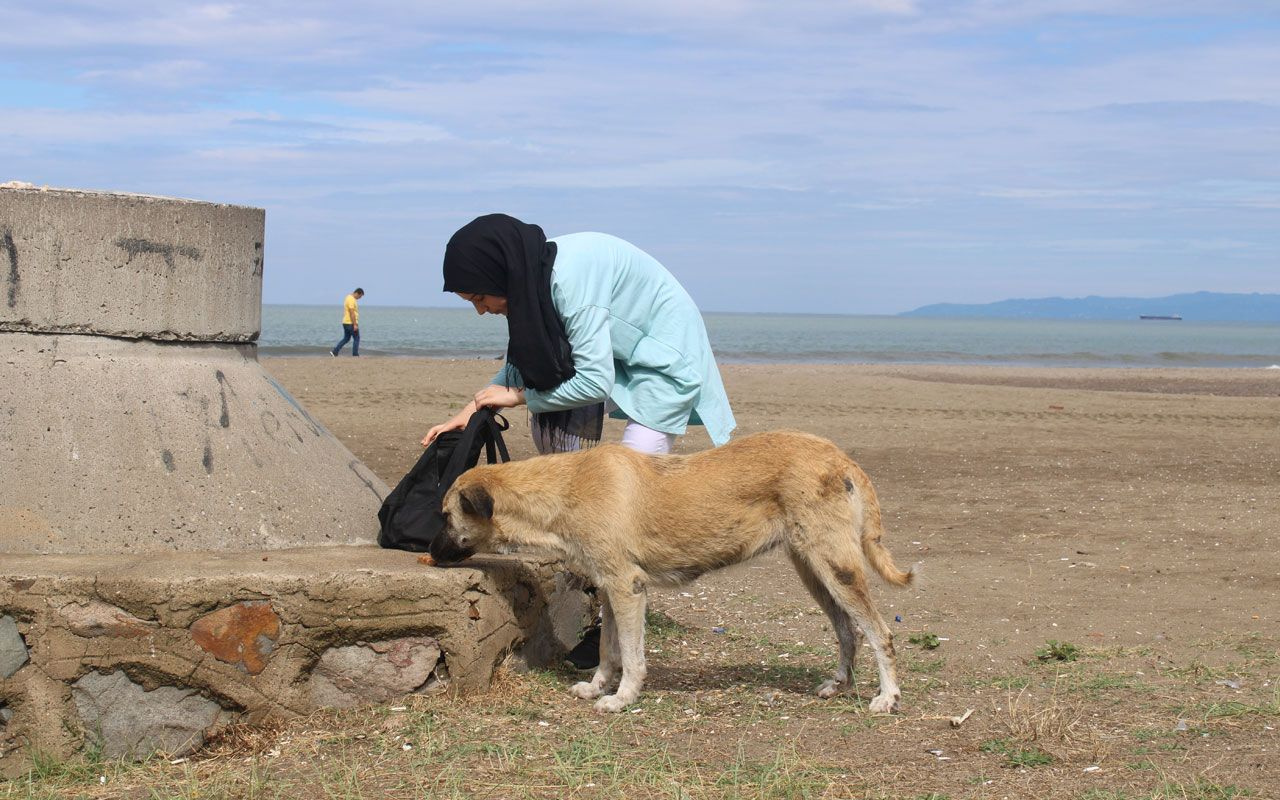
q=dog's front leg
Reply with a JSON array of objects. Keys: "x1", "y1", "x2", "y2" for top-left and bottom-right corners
[
  {"x1": 592, "y1": 579, "x2": 647, "y2": 713},
  {"x1": 570, "y1": 596, "x2": 619, "y2": 701}
]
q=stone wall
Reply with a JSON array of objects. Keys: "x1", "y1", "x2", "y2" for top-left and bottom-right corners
[{"x1": 0, "y1": 547, "x2": 592, "y2": 772}]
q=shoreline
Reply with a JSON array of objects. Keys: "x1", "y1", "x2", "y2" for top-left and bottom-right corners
[
  {"x1": 261, "y1": 348, "x2": 1280, "y2": 372},
  {"x1": 262, "y1": 354, "x2": 1280, "y2": 397}
]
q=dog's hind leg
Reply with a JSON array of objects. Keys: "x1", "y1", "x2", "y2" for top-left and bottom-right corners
[
  {"x1": 591, "y1": 577, "x2": 648, "y2": 713},
  {"x1": 793, "y1": 544, "x2": 902, "y2": 714},
  {"x1": 570, "y1": 597, "x2": 620, "y2": 701},
  {"x1": 789, "y1": 552, "x2": 862, "y2": 699}
]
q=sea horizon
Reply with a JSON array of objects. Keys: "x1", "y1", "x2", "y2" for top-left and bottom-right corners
[{"x1": 260, "y1": 304, "x2": 1280, "y2": 369}]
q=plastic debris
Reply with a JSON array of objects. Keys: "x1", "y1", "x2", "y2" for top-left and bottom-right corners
[
  {"x1": 894, "y1": 615, "x2": 902, "y2": 623},
  {"x1": 1174, "y1": 719, "x2": 1188, "y2": 732},
  {"x1": 949, "y1": 709, "x2": 974, "y2": 728},
  {"x1": 712, "y1": 626, "x2": 726, "y2": 634},
  {"x1": 1216, "y1": 679, "x2": 1242, "y2": 690}
]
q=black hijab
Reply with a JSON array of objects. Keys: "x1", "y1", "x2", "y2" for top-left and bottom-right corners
[{"x1": 442, "y1": 214, "x2": 603, "y2": 448}]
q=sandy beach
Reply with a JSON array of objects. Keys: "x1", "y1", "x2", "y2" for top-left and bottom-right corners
[
  {"x1": 265, "y1": 357, "x2": 1280, "y2": 669},
  {"x1": 17, "y1": 357, "x2": 1272, "y2": 797}
]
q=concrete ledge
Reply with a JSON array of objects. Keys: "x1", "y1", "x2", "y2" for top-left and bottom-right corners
[
  {"x1": 0, "y1": 546, "x2": 592, "y2": 770},
  {"x1": 0, "y1": 187, "x2": 263, "y2": 342}
]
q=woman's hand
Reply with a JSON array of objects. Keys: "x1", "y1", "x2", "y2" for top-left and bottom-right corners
[
  {"x1": 474, "y1": 385, "x2": 525, "y2": 410},
  {"x1": 421, "y1": 418, "x2": 464, "y2": 447},
  {"x1": 421, "y1": 400, "x2": 477, "y2": 447}
]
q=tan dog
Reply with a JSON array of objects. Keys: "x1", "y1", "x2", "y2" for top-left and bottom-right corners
[{"x1": 431, "y1": 430, "x2": 916, "y2": 714}]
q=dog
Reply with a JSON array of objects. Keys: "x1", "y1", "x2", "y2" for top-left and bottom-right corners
[{"x1": 431, "y1": 430, "x2": 916, "y2": 714}]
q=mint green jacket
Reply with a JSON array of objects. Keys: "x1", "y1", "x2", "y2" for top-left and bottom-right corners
[{"x1": 493, "y1": 232, "x2": 735, "y2": 446}]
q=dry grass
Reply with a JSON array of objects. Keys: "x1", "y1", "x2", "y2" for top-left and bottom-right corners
[{"x1": 3, "y1": 631, "x2": 1276, "y2": 800}]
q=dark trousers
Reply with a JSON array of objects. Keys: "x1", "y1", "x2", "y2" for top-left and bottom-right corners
[{"x1": 332, "y1": 324, "x2": 360, "y2": 356}]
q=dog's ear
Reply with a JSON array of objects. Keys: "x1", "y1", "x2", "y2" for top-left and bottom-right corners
[{"x1": 459, "y1": 485, "x2": 494, "y2": 519}]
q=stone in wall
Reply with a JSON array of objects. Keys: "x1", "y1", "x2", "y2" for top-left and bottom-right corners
[
  {"x1": 189, "y1": 601, "x2": 280, "y2": 675},
  {"x1": 0, "y1": 616, "x2": 28, "y2": 678},
  {"x1": 72, "y1": 671, "x2": 227, "y2": 760},
  {"x1": 57, "y1": 602, "x2": 156, "y2": 639},
  {"x1": 308, "y1": 636, "x2": 444, "y2": 709}
]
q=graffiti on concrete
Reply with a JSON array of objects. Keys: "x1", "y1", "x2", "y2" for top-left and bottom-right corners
[
  {"x1": 2, "y1": 230, "x2": 17, "y2": 308},
  {"x1": 114, "y1": 237, "x2": 202, "y2": 270}
]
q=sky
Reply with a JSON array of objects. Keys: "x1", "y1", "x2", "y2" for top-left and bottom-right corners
[{"x1": 2, "y1": 1, "x2": 1278, "y2": 314}]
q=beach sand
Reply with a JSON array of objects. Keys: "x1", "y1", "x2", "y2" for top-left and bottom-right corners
[{"x1": 265, "y1": 357, "x2": 1280, "y2": 669}]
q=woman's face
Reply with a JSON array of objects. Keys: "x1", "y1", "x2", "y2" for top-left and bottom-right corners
[{"x1": 457, "y1": 292, "x2": 508, "y2": 316}]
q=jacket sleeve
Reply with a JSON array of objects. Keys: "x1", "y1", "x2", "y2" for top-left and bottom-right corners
[
  {"x1": 523, "y1": 305, "x2": 614, "y2": 413},
  {"x1": 491, "y1": 362, "x2": 525, "y2": 389}
]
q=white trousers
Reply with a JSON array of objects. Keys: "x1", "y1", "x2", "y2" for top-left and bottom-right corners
[{"x1": 532, "y1": 417, "x2": 674, "y2": 456}]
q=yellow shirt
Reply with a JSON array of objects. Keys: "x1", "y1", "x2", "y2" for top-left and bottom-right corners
[{"x1": 342, "y1": 293, "x2": 359, "y2": 325}]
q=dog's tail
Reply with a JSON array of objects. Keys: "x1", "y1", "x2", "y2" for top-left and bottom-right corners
[{"x1": 850, "y1": 470, "x2": 916, "y2": 587}]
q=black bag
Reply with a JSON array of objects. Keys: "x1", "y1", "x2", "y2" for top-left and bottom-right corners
[{"x1": 377, "y1": 408, "x2": 510, "y2": 552}]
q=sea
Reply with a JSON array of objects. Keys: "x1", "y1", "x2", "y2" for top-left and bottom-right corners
[{"x1": 261, "y1": 305, "x2": 1280, "y2": 369}]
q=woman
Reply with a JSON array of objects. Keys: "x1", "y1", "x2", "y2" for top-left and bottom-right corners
[{"x1": 422, "y1": 213, "x2": 735, "y2": 455}]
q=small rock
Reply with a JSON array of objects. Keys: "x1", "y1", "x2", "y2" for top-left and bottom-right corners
[
  {"x1": 72, "y1": 670, "x2": 226, "y2": 760},
  {"x1": 0, "y1": 617, "x2": 29, "y2": 678}
]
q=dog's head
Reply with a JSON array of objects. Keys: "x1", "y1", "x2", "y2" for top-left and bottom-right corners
[{"x1": 430, "y1": 472, "x2": 500, "y2": 564}]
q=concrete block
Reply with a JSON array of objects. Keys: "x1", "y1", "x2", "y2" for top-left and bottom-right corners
[{"x1": 0, "y1": 187, "x2": 262, "y2": 342}]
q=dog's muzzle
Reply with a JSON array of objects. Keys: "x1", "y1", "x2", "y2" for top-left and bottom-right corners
[{"x1": 427, "y1": 531, "x2": 475, "y2": 565}]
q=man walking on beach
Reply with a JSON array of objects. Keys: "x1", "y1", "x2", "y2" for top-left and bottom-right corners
[{"x1": 331, "y1": 288, "x2": 364, "y2": 357}]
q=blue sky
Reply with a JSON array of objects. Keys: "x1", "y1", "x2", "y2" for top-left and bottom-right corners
[{"x1": 2, "y1": 1, "x2": 1277, "y2": 314}]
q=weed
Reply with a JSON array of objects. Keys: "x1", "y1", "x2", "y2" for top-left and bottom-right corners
[
  {"x1": 1036, "y1": 640, "x2": 1081, "y2": 663},
  {"x1": 908, "y1": 632, "x2": 941, "y2": 650},
  {"x1": 1007, "y1": 748, "x2": 1053, "y2": 768}
]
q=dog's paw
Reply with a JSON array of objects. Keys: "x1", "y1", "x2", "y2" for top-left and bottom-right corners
[
  {"x1": 868, "y1": 693, "x2": 900, "y2": 714},
  {"x1": 569, "y1": 681, "x2": 602, "y2": 700},
  {"x1": 593, "y1": 694, "x2": 630, "y2": 714},
  {"x1": 815, "y1": 679, "x2": 847, "y2": 699}
]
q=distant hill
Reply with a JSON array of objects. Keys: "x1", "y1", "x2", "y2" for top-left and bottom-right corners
[{"x1": 900, "y1": 291, "x2": 1280, "y2": 322}]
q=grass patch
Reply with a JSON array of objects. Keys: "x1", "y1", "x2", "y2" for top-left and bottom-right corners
[
  {"x1": 713, "y1": 744, "x2": 839, "y2": 799},
  {"x1": 645, "y1": 609, "x2": 690, "y2": 642},
  {"x1": 905, "y1": 653, "x2": 945, "y2": 674},
  {"x1": 978, "y1": 737, "x2": 1053, "y2": 768}
]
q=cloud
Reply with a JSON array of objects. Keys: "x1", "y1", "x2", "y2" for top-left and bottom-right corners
[{"x1": 3, "y1": 1, "x2": 1277, "y2": 311}]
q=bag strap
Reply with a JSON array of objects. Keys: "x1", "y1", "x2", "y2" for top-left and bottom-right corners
[
  {"x1": 439, "y1": 408, "x2": 509, "y2": 491},
  {"x1": 486, "y1": 412, "x2": 511, "y2": 464}
]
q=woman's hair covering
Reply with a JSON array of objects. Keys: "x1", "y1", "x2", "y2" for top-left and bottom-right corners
[
  {"x1": 443, "y1": 213, "x2": 574, "y2": 391},
  {"x1": 443, "y1": 214, "x2": 603, "y2": 448}
]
